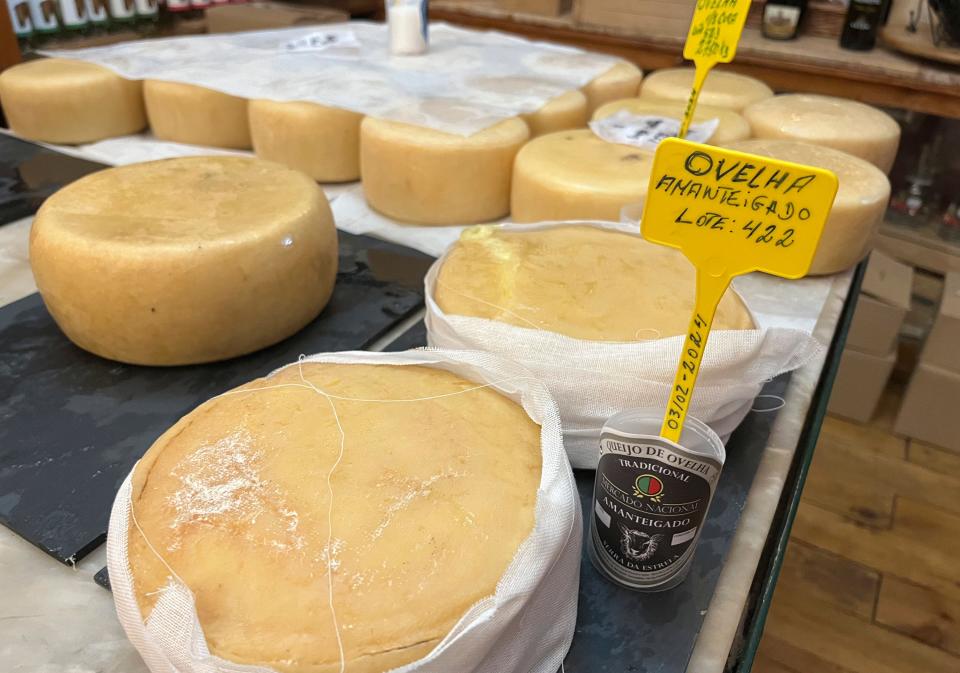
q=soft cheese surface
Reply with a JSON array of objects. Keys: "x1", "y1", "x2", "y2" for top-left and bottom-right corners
[
  {"x1": 435, "y1": 225, "x2": 754, "y2": 341},
  {"x1": 129, "y1": 362, "x2": 542, "y2": 673},
  {"x1": 640, "y1": 68, "x2": 773, "y2": 111}
]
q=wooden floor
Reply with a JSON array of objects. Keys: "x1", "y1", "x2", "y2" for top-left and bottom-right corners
[{"x1": 754, "y1": 383, "x2": 960, "y2": 673}]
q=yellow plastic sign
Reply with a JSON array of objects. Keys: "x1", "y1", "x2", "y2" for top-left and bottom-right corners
[
  {"x1": 641, "y1": 138, "x2": 839, "y2": 442},
  {"x1": 679, "y1": 0, "x2": 752, "y2": 138}
]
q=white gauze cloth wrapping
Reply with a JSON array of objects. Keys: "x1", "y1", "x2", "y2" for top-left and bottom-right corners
[
  {"x1": 424, "y1": 222, "x2": 824, "y2": 468},
  {"x1": 106, "y1": 349, "x2": 582, "y2": 673},
  {"x1": 44, "y1": 21, "x2": 618, "y2": 136}
]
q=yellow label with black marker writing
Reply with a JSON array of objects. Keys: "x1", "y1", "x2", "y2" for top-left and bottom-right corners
[
  {"x1": 641, "y1": 138, "x2": 839, "y2": 441},
  {"x1": 679, "y1": 0, "x2": 752, "y2": 138}
]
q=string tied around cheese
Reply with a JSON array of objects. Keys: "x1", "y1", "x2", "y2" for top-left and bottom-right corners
[{"x1": 126, "y1": 358, "x2": 542, "y2": 673}]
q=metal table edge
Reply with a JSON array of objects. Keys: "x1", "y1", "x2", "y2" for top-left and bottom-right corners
[{"x1": 733, "y1": 258, "x2": 868, "y2": 672}]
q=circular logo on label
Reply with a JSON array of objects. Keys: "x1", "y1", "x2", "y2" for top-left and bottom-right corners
[{"x1": 634, "y1": 474, "x2": 664, "y2": 499}]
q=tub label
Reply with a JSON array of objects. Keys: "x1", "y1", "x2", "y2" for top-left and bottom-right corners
[{"x1": 591, "y1": 432, "x2": 722, "y2": 588}]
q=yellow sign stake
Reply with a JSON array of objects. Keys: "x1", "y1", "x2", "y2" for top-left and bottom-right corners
[
  {"x1": 679, "y1": 0, "x2": 753, "y2": 138},
  {"x1": 642, "y1": 138, "x2": 839, "y2": 442}
]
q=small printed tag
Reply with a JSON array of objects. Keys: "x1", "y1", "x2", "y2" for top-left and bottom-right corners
[
  {"x1": 283, "y1": 30, "x2": 360, "y2": 53},
  {"x1": 589, "y1": 112, "x2": 720, "y2": 150}
]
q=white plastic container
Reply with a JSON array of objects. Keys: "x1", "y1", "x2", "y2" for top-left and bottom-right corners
[{"x1": 387, "y1": 0, "x2": 428, "y2": 55}]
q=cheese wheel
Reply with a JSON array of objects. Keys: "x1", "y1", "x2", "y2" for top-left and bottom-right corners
[
  {"x1": 522, "y1": 90, "x2": 589, "y2": 137},
  {"x1": 592, "y1": 97, "x2": 752, "y2": 145},
  {"x1": 640, "y1": 68, "x2": 773, "y2": 111},
  {"x1": 511, "y1": 129, "x2": 653, "y2": 222},
  {"x1": 249, "y1": 100, "x2": 363, "y2": 182},
  {"x1": 742, "y1": 94, "x2": 901, "y2": 173},
  {"x1": 0, "y1": 58, "x2": 145, "y2": 144},
  {"x1": 144, "y1": 80, "x2": 251, "y2": 149},
  {"x1": 436, "y1": 225, "x2": 754, "y2": 341},
  {"x1": 30, "y1": 156, "x2": 337, "y2": 365},
  {"x1": 726, "y1": 139, "x2": 891, "y2": 275},
  {"x1": 128, "y1": 361, "x2": 541, "y2": 673},
  {"x1": 582, "y1": 61, "x2": 643, "y2": 113},
  {"x1": 361, "y1": 117, "x2": 529, "y2": 225}
]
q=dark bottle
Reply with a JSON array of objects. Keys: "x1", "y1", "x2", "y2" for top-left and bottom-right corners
[
  {"x1": 762, "y1": 0, "x2": 807, "y2": 40},
  {"x1": 840, "y1": 0, "x2": 887, "y2": 50}
]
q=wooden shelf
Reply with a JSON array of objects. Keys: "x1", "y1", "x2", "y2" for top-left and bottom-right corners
[{"x1": 432, "y1": 1, "x2": 960, "y2": 119}]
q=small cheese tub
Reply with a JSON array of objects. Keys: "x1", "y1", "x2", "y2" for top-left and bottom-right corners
[
  {"x1": 108, "y1": 349, "x2": 581, "y2": 673},
  {"x1": 425, "y1": 222, "x2": 820, "y2": 468}
]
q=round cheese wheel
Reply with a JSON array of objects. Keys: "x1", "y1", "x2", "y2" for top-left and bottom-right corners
[
  {"x1": 742, "y1": 94, "x2": 901, "y2": 174},
  {"x1": 144, "y1": 80, "x2": 251, "y2": 149},
  {"x1": 726, "y1": 139, "x2": 891, "y2": 275},
  {"x1": 582, "y1": 61, "x2": 643, "y2": 113},
  {"x1": 30, "y1": 156, "x2": 337, "y2": 365},
  {"x1": 360, "y1": 116, "x2": 529, "y2": 225},
  {"x1": 128, "y1": 361, "x2": 541, "y2": 673},
  {"x1": 0, "y1": 58, "x2": 145, "y2": 144},
  {"x1": 592, "y1": 97, "x2": 752, "y2": 145},
  {"x1": 436, "y1": 224, "x2": 754, "y2": 341},
  {"x1": 522, "y1": 89, "x2": 589, "y2": 137},
  {"x1": 249, "y1": 100, "x2": 363, "y2": 183},
  {"x1": 640, "y1": 68, "x2": 773, "y2": 111},
  {"x1": 511, "y1": 129, "x2": 653, "y2": 222}
]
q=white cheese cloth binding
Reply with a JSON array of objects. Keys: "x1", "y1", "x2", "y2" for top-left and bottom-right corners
[
  {"x1": 425, "y1": 221, "x2": 823, "y2": 469},
  {"x1": 107, "y1": 349, "x2": 581, "y2": 673}
]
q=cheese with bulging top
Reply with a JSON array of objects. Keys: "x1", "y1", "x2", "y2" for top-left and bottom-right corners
[
  {"x1": 640, "y1": 68, "x2": 773, "y2": 111},
  {"x1": 0, "y1": 58, "x2": 145, "y2": 144},
  {"x1": 742, "y1": 94, "x2": 901, "y2": 173},
  {"x1": 511, "y1": 129, "x2": 653, "y2": 222},
  {"x1": 30, "y1": 156, "x2": 338, "y2": 365},
  {"x1": 582, "y1": 61, "x2": 644, "y2": 113}
]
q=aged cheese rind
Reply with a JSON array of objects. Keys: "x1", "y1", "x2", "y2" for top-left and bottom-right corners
[
  {"x1": 726, "y1": 139, "x2": 891, "y2": 275},
  {"x1": 640, "y1": 68, "x2": 773, "y2": 111},
  {"x1": 30, "y1": 156, "x2": 338, "y2": 365},
  {"x1": 0, "y1": 58, "x2": 146, "y2": 144},
  {"x1": 436, "y1": 224, "x2": 754, "y2": 341},
  {"x1": 742, "y1": 93, "x2": 901, "y2": 173},
  {"x1": 361, "y1": 116, "x2": 529, "y2": 225},
  {"x1": 511, "y1": 129, "x2": 654, "y2": 222},
  {"x1": 128, "y1": 361, "x2": 541, "y2": 673},
  {"x1": 249, "y1": 100, "x2": 363, "y2": 182},
  {"x1": 144, "y1": 80, "x2": 252, "y2": 149}
]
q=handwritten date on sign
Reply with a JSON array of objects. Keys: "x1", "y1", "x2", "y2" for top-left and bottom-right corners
[
  {"x1": 684, "y1": 0, "x2": 752, "y2": 62},
  {"x1": 642, "y1": 138, "x2": 839, "y2": 279}
]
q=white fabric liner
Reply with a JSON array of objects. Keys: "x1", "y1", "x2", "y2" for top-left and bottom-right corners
[
  {"x1": 424, "y1": 221, "x2": 831, "y2": 468},
  {"x1": 44, "y1": 21, "x2": 618, "y2": 136},
  {"x1": 107, "y1": 349, "x2": 582, "y2": 673}
]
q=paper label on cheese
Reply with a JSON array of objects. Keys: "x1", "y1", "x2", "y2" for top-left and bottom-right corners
[
  {"x1": 283, "y1": 30, "x2": 360, "y2": 53},
  {"x1": 589, "y1": 112, "x2": 720, "y2": 150}
]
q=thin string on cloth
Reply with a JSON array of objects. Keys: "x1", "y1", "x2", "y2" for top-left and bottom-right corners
[
  {"x1": 126, "y1": 357, "x2": 539, "y2": 673},
  {"x1": 751, "y1": 394, "x2": 786, "y2": 413}
]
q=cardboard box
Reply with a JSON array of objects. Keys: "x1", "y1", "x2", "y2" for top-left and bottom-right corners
[
  {"x1": 846, "y1": 250, "x2": 913, "y2": 357},
  {"x1": 575, "y1": 0, "x2": 695, "y2": 38},
  {"x1": 206, "y1": 2, "x2": 349, "y2": 33},
  {"x1": 501, "y1": 0, "x2": 572, "y2": 16},
  {"x1": 827, "y1": 346, "x2": 897, "y2": 423},
  {"x1": 895, "y1": 362, "x2": 960, "y2": 452},
  {"x1": 921, "y1": 271, "x2": 960, "y2": 374}
]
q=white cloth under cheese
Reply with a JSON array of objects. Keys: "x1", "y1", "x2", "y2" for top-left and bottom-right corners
[
  {"x1": 30, "y1": 156, "x2": 338, "y2": 365},
  {"x1": 726, "y1": 139, "x2": 891, "y2": 275},
  {"x1": 742, "y1": 93, "x2": 901, "y2": 174},
  {"x1": 0, "y1": 58, "x2": 145, "y2": 144},
  {"x1": 640, "y1": 67, "x2": 773, "y2": 111}
]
